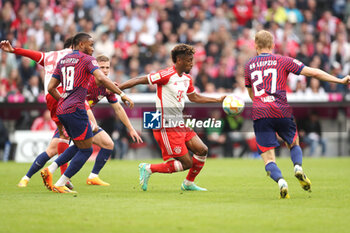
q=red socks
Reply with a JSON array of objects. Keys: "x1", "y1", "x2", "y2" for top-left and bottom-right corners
[
  {"x1": 57, "y1": 139, "x2": 69, "y2": 175},
  {"x1": 186, "y1": 155, "x2": 206, "y2": 182},
  {"x1": 150, "y1": 160, "x2": 183, "y2": 173}
]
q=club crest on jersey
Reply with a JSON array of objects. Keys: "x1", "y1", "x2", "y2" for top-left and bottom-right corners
[
  {"x1": 92, "y1": 60, "x2": 99, "y2": 66},
  {"x1": 150, "y1": 73, "x2": 161, "y2": 82},
  {"x1": 143, "y1": 111, "x2": 161, "y2": 129},
  {"x1": 184, "y1": 80, "x2": 189, "y2": 88},
  {"x1": 173, "y1": 146, "x2": 182, "y2": 154}
]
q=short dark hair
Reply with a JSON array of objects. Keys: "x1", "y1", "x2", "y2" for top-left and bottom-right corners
[
  {"x1": 72, "y1": 32, "x2": 91, "y2": 48},
  {"x1": 63, "y1": 37, "x2": 73, "y2": 49},
  {"x1": 96, "y1": 55, "x2": 110, "y2": 62},
  {"x1": 171, "y1": 44, "x2": 195, "y2": 63}
]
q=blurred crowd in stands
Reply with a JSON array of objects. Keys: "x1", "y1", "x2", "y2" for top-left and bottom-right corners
[{"x1": 1, "y1": 0, "x2": 350, "y2": 101}]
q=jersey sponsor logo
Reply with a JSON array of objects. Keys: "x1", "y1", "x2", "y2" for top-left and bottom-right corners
[
  {"x1": 293, "y1": 59, "x2": 302, "y2": 66},
  {"x1": 261, "y1": 95, "x2": 276, "y2": 103},
  {"x1": 92, "y1": 60, "x2": 99, "y2": 66},
  {"x1": 143, "y1": 111, "x2": 162, "y2": 129},
  {"x1": 150, "y1": 73, "x2": 161, "y2": 82}
]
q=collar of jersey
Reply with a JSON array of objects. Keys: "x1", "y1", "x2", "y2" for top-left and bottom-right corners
[
  {"x1": 259, "y1": 53, "x2": 272, "y2": 56},
  {"x1": 73, "y1": 50, "x2": 80, "y2": 54}
]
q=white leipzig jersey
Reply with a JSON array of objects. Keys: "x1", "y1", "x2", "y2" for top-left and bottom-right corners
[
  {"x1": 39, "y1": 48, "x2": 72, "y2": 96},
  {"x1": 148, "y1": 66, "x2": 195, "y2": 125}
]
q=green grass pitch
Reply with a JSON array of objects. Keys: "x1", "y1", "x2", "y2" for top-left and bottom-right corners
[{"x1": 0, "y1": 157, "x2": 349, "y2": 233}]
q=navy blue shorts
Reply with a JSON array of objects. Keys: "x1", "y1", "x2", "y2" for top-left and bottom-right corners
[
  {"x1": 52, "y1": 125, "x2": 103, "y2": 139},
  {"x1": 253, "y1": 118, "x2": 298, "y2": 154},
  {"x1": 57, "y1": 108, "x2": 93, "y2": 141}
]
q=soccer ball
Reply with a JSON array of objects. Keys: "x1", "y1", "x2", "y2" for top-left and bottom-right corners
[{"x1": 222, "y1": 94, "x2": 245, "y2": 116}]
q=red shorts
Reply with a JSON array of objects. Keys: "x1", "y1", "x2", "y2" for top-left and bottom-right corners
[
  {"x1": 153, "y1": 127, "x2": 197, "y2": 161},
  {"x1": 45, "y1": 86, "x2": 63, "y2": 126}
]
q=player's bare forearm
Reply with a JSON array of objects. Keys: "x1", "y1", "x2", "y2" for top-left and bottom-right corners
[
  {"x1": 247, "y1": 87, "x2": 254, "y2": 101},
  {"x1": 300, "y1": 66, "x2": 350, "y2": 85},
  {"x1": 187, "y1": 92, "x2": 224, "y2": 103},
  {"x1": 48, "y1": 78, "x2": 61, "y2": 101},
  {"x1": 112, "y1": 102, "x2": 134, "y2": 131},
  {"x1": 93, "y1": 69, "x2": 123, "y2": 95},
  {"x1": 118, "y1": 76, "x2": 149, "y2": 90}
]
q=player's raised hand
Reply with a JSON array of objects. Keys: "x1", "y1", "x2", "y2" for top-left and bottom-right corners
[
  {"x1": 129, "y1": 129, "x2": 143, "y2": 143},
  {"x1": 0, "y1": 40, "x2": 15, "y2": 53},
  {"x1": 341, "y1": 75, "x2": 350, "y2": 85},
  {"x1": 218, "y1": 95, "x2": 226, "y2": 103},
  {"x1": 121, "y1": 95, "x2": 134, "y2": 109}
]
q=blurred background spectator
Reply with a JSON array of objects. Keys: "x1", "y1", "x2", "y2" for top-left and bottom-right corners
[
  {"x1": 299, "y1": 111, "x2": 327, "y2": 156},
  {"x1": 0, "y1": 0, "x2": 348, "y2": 96},
  {"x1": 30, "y1": 109, "x2": 56, "y2": 131}
]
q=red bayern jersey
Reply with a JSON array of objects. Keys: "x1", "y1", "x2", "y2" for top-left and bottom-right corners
[
  {"x1": 52, "y1": 50, "x2": 99, "y2": 115},
  {"x1": 244, "y1": 53, "x2": 305, "y2": 120},
  {"x1": 148, "y1": 66, "x2": 195, "y2": 125},
  {"x1": 86, "y1": 76, "x2": 118, "y2": 108}
]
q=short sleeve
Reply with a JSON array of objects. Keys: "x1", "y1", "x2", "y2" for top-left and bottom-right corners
[
  {"x1": 283, "y1": 56, "x2": 305, "y2": 75},
  {"x1": 186, "y1": 76, "x2": 195, "y2": 94},
  {"x1": 147, "y1": 72, "x2": 170, "y2": 85},
  {"x1": 52, "y1": 62, "x2": 62, "y2": 81},
  {"x1": 85, "y1": 56, "x2": 100, "y2": 74},
  {"x1": 244, "y1": 62, "x2": 252, "y2": 88}
]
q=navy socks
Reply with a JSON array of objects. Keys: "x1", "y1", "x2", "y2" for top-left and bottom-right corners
[
  {"x1": 64, "y1": 147, "x2": 93, "y2": 178},
  {"x1": 265, "y1": 162, "x2": 283, "y2": 182},
  {"x1": 55, "y1": 145, "x2": 79, "y2": 167},
  {"x1": 92, "y1": 148, "x2": 112, "y2": 175},
  {"x1": 26, "y1": 152, "x2": 50, "y2": 178},
  {"x1": 291, "y1": 145, "x2": 303, "y2": 166}
]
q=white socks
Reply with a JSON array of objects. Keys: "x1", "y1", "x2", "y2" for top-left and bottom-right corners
[
  {"x1": 88, "y1": 173, "x2": 98, "y2": 179},
  {"x1": 48, "y1": 162, "x2": 58, "y2": 174},
  {"x1": 278, "y1": 179, "x2": 288, "y2": 189},
  {"x1": 145, "y1": 164, "x2": 152, "y2": 173},
  {"x1": 55, "y1": 174, "x2": 69, "y2": 187},
  {"x1": 183, "y1": 179, "x2": 193, "y2": 186},
  {"x1": 294, "y1": 164, "x2": 303, "y2": 173},
  {"x1": 22, "y1": 175, "x2": 30, "y2": 181}
]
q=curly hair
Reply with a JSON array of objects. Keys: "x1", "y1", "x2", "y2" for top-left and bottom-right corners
[
  {"x1": 72, "y1": 32, "x2": 91, "y2": 48},
  {"x1": 171, "y1": 44, "x2": 196, "y2": 63},
  {"x1": 63, "y1": 37, "x2": 73, "y2": 49}
]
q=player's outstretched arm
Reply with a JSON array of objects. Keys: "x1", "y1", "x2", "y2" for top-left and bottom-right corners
[
  {"x1": 300, "y1": 66, "x2": 350, "y2": 85},
  {"x1": 117, "y1": 76, "x2": 149, "y2": 90},
  {"x1": 247, "y1": 87, "x2": 254, "y2": 101},
  {"x1": 110, "y1": 102, "x2": 143, "y2": 143},
  {"x1": 48, "y1": 78, "x2": 61, "y2": 101},
  {"x1": 93, "y1": 69, "x2": 134, "y2": 108},
  {"x1": 0, "y1": 40, "x2": 44, "y2": 66},
  {"x1": 187, "y1": 92, "x2": 226, "y2": 103}
]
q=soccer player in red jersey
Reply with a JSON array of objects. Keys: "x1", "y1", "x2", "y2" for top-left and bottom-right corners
[
  {"x1": 41, "y1": 32, "x2": 133, "y2": 193},
  {"x1": 245, "y1": 30, "x2": 350, "y2": 198},
  {"x1": 118, "y1": 44, "x2": 226, "y2": 191},
  {"x1": 0, "y1": 38, "x2": 74, "y2": 187}
]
